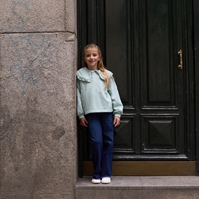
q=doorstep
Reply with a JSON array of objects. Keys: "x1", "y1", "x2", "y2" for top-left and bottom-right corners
[{"x1": 75, "y1": 176, "x2": 199, "y2": 199}]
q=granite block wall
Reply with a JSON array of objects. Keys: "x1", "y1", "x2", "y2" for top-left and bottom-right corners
[{"x1": 0, "y1": 0, "x2": 77, "y2": 198}]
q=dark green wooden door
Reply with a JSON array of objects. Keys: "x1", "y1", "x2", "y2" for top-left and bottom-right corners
[{"x1": 78, "y1": 0, "x2": 197, "y2": 175}]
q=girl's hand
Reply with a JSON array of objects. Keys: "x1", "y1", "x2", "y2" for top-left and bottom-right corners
[
  {"x1": 113, "y1": 116, "x2": 120, "y2": 127},
  {"x1": 80, "y1": 117, "x2": 88, "y2": 127}
]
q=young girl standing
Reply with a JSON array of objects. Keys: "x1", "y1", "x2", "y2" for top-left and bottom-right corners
[{"x1": 76, "y1": 44, "x2": 123, "y2": 184}]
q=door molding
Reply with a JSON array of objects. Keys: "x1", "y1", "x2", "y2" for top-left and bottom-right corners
[{"x1": 193, "y1": 0, "x2": 199, "y2": 176}]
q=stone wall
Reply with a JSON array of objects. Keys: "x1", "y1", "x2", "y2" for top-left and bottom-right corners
[{"x1": 0, "y1": 0, "x2": 77, "y2": 198}]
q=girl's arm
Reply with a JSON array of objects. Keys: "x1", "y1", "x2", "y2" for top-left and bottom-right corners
[
  {"x1": 108, "y1": 76, "x2": 123, "y2": 118},
  {"x1": 76, "y1": 81, "x2": 85, "y2": 119},
  {"x1": 77, "y1": 81, "x2": 89, "y2": 127}
]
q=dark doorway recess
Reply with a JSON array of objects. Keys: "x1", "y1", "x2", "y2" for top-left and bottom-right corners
[{"x1": 77, "y1": 0, "x2": 198, "y2": 176}]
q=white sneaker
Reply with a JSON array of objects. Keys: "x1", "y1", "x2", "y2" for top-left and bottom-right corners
[
  {"x1": 91, "y1": 179, "x2": 101, "y2": 184},
  {"x1": 101, "y1": 177, "x2": 111, "y2": 184}
]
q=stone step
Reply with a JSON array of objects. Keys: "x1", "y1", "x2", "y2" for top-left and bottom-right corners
[{"x1": 75, "y1": 176, "x2": 199, "y2": 199}]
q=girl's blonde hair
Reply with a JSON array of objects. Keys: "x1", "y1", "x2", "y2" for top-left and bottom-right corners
[{"x1": 82, "y1": 43, "x2": 110, "y2": 88}]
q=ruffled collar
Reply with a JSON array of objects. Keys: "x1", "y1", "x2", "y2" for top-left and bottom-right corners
[{"x1": 76, "y1": 67, "x2": 113, "y2": 82}]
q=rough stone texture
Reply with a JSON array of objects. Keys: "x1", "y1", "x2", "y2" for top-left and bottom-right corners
[
  {"x1": 0, "y1": 1, "x2": 77, "y2": 199},
  {"x1": 0, "y1": 0, "x2": 68, "y2": 33},
  {"x1": 76, "y1": 176, "x2": 199, "y2": 199},
  {"x1": 65, "y1": 0, "x2": 76, "y2": 33}
]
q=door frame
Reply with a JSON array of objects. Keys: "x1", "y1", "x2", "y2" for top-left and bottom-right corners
[
  {"x1": 77, "y1": 0, "x2": 199, "y2": 176},
  {"x1": 193, "y1": 0, "x2": 199, "y2": 175}
]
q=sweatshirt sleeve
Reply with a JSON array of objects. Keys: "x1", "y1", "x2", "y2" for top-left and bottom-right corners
[
  {"x1": 76, "y1": 80, "x2": 85, "y2": 119},
  {"x1": 108, "y1": 76, "x2": 123, "y2": 117}
]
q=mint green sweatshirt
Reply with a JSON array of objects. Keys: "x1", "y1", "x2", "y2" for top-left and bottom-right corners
[{"x1": 76, "y1": 67, "x2": 123, "y2": 119}]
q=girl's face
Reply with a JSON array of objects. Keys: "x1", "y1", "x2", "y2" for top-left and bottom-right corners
[{"x1": 83, "y1": 47, "x2": 100, "y2": 70}]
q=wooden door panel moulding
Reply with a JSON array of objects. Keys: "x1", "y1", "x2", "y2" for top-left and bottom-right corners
[{"x1": 83, "y1": 161, "x2": 196, "y2": 176}]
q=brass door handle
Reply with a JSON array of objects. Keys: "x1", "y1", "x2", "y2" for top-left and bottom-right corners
[{"x1": 178, "y1": 50, "x2": 183, "y2": 69}]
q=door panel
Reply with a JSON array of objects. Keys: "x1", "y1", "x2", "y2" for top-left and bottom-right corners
[
  {"x1": 143, "y1": 0, "x2": 173, "y2": 104},
  {"x1": 105, "y1": 0, "x2": 133, "y2": 105},
  {"x1": 140, "y1": 0, "x2": 178, "y2": 108},
  {"x1": 77, "y1": 0, "x2": 196, "y2": 174},
  {"x1": 105, "y1": 0, "x2": 186, "y2": 160},
  {"x1": 138, "y1": 0, "x2": 185, "y2": 158},
  {"x1": 141, "y1": 115, "x2": 178, "y2": 153},
  {"x1": 114, "y1": 114, "x2": 136, "y2": 154}
]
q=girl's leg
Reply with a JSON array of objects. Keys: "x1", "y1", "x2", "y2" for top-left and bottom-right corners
[
  {"x1": 86, "y1": 113, "x2": 103, "y2": 180},
  {"x1": 100, "y1": 113, "x2": 114, "y2": 178}
]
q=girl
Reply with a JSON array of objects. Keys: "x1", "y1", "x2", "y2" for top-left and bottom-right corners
[{"x1": 76, "y1": 44, "x2": 123, "y2": 184}]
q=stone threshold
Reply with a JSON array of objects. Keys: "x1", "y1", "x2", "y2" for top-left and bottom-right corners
[
  {"x1": 76, "y1": 176, "x2": 199, "y2": 189},
  {"x1": 75, "y1": 176, "x2": 199, "y2": 199}
]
